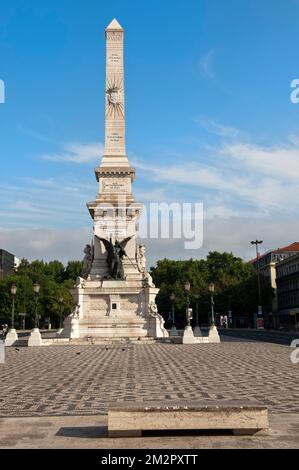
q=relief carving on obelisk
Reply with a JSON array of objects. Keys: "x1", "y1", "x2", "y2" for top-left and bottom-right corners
[{"x1": 104, "y1": 20, "x2": 126, "y2": 158}]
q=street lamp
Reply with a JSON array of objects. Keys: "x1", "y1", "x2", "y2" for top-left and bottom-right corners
[
  {"x1": 58, "y1": 297, "x2": 64, "y2": 329},
  {"x1": 250, "y1": 239, "x2": 263, "y2": 323},
  {"x1": 208, "y1": 282, "x2": 215, "y2": 326},
  {"x1": 33, "y1": 282, "x2": 40, "y2": 328},
  {"x1": 184, "y1": 281, "x2": 191, "y2": 326},
  {"x1": 169, "y1": 292, "x2": 178, "y2": 336},
  {"x1": 170, "y1": 292, "x2": 175, "y2": 326},
  {"x1": 4, "y1": 284, "x2": 19, "y2": 345},
  {"x1": 10, "y1": 284, "x2": 17, "y2": 329}
]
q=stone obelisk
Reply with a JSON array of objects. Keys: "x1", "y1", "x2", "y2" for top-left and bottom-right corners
[
  {"x1": 65, "y1": 19, "x2": 169, "y2": 341},
  {"x1": 101, "y1": 18, "x2": 129, "y2": 167}
]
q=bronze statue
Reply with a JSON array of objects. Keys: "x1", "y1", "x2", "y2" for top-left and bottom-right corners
[
  {"x1": 81, "y1": 243, "x2": 94, "y2": 279},
  {"x1": 96, "y1": 235, "x2": 133, "y2": 280}
]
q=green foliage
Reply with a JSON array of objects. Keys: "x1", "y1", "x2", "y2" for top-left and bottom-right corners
[
  {"x1": 150, "y1": 252, "x2": 274, "y2": 327},
  {"x1": 64, "y1": 261, "x2": 83, "y2": 281},
  {"x1": 0, "y1": 258, "x2": 82, "y2": 327}
]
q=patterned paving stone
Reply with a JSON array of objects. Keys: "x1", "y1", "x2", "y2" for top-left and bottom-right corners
[{"x1": 0, "y1": 339, "x2": 298, "y2": 417}]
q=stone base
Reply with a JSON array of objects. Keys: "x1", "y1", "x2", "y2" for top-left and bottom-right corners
[
  {"x1": 169, "y1": 326, "x2": 179, "y2": 336},
  {"x1": 193, "y1": 326, "x2": 202, "y2": 337},
  {"x1": 5, "y1": 329, "x2": 18, "y2": 347},
  {"x1": 108, "y1": 400, "x2": 269, "y2": 438},
  {"x1": 67, "y1": 279, "x2": 168, "y2": 340},
  {"x1": 62, "y1": 317, "x2": 80, "y2": 339},
  {"x1": 28, "y1": 328, "x2": 43, "y2": 347},
  {"x1": 182, "y1": 326, "x2": 196, "y2": 344},
  {"x1": 208, "y1": 326, "x2": 220, "y2": 343}
]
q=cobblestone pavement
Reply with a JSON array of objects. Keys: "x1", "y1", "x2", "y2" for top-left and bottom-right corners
[
  {"x1": 1, "y1": 414, "x2": 299, "y2": 448},
  {"x1": 221, "y1": 328, "x2": 299, "y2": 345},
  {"x1": 0, "y1": 339, "x2": 298, "y2": 417}
]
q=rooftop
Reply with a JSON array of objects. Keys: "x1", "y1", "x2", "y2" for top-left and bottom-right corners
[{"x1": 248, "y1": 242, "x2": 299, "y2": 264}]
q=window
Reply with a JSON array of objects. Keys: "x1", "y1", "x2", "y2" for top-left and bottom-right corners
[{"x1": 112, "y1": 303, "x2": 117, "y2": 310}]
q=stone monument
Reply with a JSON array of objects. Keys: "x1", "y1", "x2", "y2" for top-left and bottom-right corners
[{"x1": 63, "y1": 19, "x2": 168, "y2": 340}]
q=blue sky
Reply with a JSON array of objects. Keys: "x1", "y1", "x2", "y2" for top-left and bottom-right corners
[{"x1": 1, "y1": 0, "x2": 299, "y2": 264}]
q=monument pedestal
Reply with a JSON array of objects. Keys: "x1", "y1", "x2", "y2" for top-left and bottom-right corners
[
  {"x1": 5, "y1": 329, "x2": 18, "y2": 347},
  {"x1": 65, "y1": 280, "x2": 168, "y2": 340},
  {"x1": 28, "y1": 328, "x2": 43, "y2": 346},
  {"x1": 182, "y1": 326, "x2": 196, "y2": 344},
  {"x1": 208, "y1": 326, "x2": 220, "y2": 343},
  {"x1": 62, "y1": 316, "x2": 80, "y2": 339}
]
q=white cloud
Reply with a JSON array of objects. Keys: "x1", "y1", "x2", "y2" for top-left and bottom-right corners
[
  {"x1": 1, "y1": 217, "x2": 298, "y2": 266},
  {"x1": 0, "y1": 228, "x2": 91, "y2": 264},
  {"x1": 134, "y1": 131, "x2": 299, "y2": 216},
  {"x1": 0, "y1": 177, "x2": 94, "y2": 229},
  {"x1": 1, "y1": 132, "x2": 299, "y2": 263},
  {"x1": 196, "y1": 117, "x2": 240, "y2": 138},
  {"x1": 220, "y1": 141, "x2": 299, "y2": 182},
  {"x1": 42, "y1": 142, "x2": 103, "y2": 164}
]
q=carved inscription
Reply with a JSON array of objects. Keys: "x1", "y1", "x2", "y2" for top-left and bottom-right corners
[
  {"x1": 108, "y1": 132, "x2": 123, "y2": 143},
  {"x1": 103, "y1": 181, "x2": 126, "y2": 192},
  {"x1": 108, "y1": 53, "x2": 120, "y2": 63}
]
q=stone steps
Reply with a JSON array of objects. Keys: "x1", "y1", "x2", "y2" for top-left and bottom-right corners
[{"x1": 70, "y1": 336, "x2": 157, "y2": 345}]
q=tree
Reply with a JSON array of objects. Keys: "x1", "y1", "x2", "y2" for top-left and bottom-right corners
[
  {"x1": 0, "y1": 258, "x2": 82, "y2": 327},
  {"x1": 150, "y1": 252, "x2": 274, "y2": 327},
  {"x1": 64, "y1": 261, "x2": 83, "y2": 281}
]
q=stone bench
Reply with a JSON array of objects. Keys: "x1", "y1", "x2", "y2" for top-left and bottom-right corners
[{"x1": 108, "y1": 400, "x2": 269, "y2": 437}]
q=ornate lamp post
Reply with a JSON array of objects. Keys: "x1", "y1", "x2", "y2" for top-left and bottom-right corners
[
  {"x1": 28, "y1": 282, "x2": 43, "y2": 346},
  {"x1": 5, "y1": 284, "x2": 19, "y2": 345},
  {"x1": 169, "y1": 292, "x2": 178, "y2": 336},
  {"x1": 250, "y1": 239, "x2": 263, "y2": 328},
  {"x1": 207, "y1": 281, "x2": 220, "y2": 342},
  {"x1": 182, "y1": 281, "x2": 195, "y2": 343},
  {"x1": 184, "y1": 281, "x2": 191, "y2": 326},
  {"x1": 10, "y1": 284, "x2": 17, "y2": 329},
  {"x1": 170, "y1": 292, "x2": 175, "y2": 326},
  {"x1": 33, "y1": 282, "x2": 40, "y2": 328},
  {"x1": 58, "y1": 297, "x2": 64, "y2": 329},
  {"x1": 193, "y1": 292, "x2": 202, "y2": 337},
  {"x1": 208, "y1": 282, "x2": 215, "y2": 327}
]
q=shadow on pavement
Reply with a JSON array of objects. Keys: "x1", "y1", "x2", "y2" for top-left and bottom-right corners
[{"x1": 56, "y1": 426, "x2": 107, "y2": 439}]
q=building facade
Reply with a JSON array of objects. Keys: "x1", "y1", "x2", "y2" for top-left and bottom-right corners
[
  {"x1": 276, "y1": 253, "x2": 299, "y2": 327},
  {"x1": 0, "y1": 249, "x2": 15, "y2": 279},
  {"x1": 249, "y1": 242, "x2": 299, "y2": 326}
]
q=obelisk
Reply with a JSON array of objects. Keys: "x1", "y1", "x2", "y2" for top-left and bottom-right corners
[{"x1": 101, "y1": 18, "x2": 129, "y2": 167}]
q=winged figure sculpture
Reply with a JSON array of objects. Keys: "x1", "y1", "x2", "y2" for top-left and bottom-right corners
[{"x1": 95, "y1": 235, "x2": 133, "y2": 280}]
